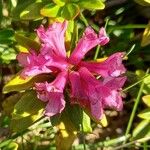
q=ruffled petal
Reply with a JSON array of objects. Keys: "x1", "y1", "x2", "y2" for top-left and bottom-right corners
[
  {"x1": 35, "y1": 71, "x2": 67, "y2": 116},
  {"x1": 102, "y1": 90, "x2": 123, "y2": 111},
  {"x1": 69, "y1": 27, "x2": 109, "y2": 65},
  {"x1": 45, "y1": 92, "x2": 65, "y2": 117},
  {"x1": 37, "y1": 21, "x2": 68, "y2": 58},
  {"x1": 99, "y1": 27, "x2": 110, "y2": 45},
  {"x1": 17, "y1": 51, "x2": 52, "y2": 78},
  {"x1": 80, "y1": 52, "x2": 126, "y2": 77},
  {"x1": 103, "y1": 76, "x2": 127, "y2": 90}
]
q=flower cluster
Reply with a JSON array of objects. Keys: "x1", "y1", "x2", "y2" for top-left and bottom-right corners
[{"x1": 17, "y1": 21, "x2": 126, "y2": 120}]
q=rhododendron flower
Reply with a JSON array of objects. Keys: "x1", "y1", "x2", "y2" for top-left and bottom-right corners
[{"x1": 17, "y1": 21, "x2": 126, "y2": 120}]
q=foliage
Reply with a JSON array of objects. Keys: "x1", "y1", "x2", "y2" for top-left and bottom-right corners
[{"x1": 0, "y1": 0, "x2": 150, "y2": 150}]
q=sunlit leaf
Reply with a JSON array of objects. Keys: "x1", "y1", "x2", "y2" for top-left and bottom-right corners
[
  {"x1": 142, "y1": 95, "x2": 150, "y2": 107},
  {"x1": 53, "y1": 0, "x2": 65, "y2": 6},
  {"x1": 3, "y1": 73, "x2": 52, "y2": 93},
  {"x1": 78, "y1": 0, "x2": 105, "y2": 10},
  {"x1": 61, "y1": 3, "x2": 80, "y2": 20},
  {"x1": 3, "y1": 142, "x2": 18, "y2": 150},
  {"x1": 141, "y1": 22, "x2": 150, "y2": 47},
  {"x1": 134, "y1": 0, "x2": 150, "y2": 6},
  {"x1": 82, "y1": 111, "x2": 92, "y2": 132},
  {"x1": 132, "y1": 120, "x2": 150, "y2": 140},
  {"x1": 11, "y1": 90, "x2": 45, "y2": 132},
  {"x1": 99, "y1": 114, "x2": 108, "y2": 127},
  {"x1": 138, "y1": 108, "x2": 150, "y2": 120},
  {"x1": 40, "y1": 3, "x2": 61, "y2": 18},
  {"x1": 20, "y1": 2, "x2": 46, "y2": 20},
  {"x1": 11, "y1": 0, "x2": 36, "y2": 20}
]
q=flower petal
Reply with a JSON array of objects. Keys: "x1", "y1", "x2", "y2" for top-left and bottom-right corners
[
  {"x1": 69, "y1": 71, "x2": 88, "y2": 106},
  {"x1": 103, "y1": 76, "x2": 127, "y2": 90},
  {"x1": 78, "y1": 67, "x2": 104, "y2": 119},
  {"x1": 80, "y1": 52, "x2": 126, "y2": 77},
  {"x1": 37, "y1": 21, "x2": 68, "y2": 58},
  {"x1": 17, "y1": 51, "x2": 52, "y2": 78},
  {"x1": 102, "y1": 90, "x2": 123, "y2": 111},
  {"x1": 69, "y1": 27, "x2": 109, "y2": 65},
  {"x1": 45, "y1": 92, "x2": 65, "y2": 117},
  {"x1": 99, "y1": 27, "x2": 110, "y2": 45},
  {"x1": 35, "y1": 71, "x2": 67, "y2": 116}
]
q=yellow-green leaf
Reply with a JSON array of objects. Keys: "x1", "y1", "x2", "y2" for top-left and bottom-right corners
[
  {"x1": 78, "y1": 0, "x2": 105, "y2": 10},
  {"x1": 3, "y1": 142, "x2": 18, "y2": 150},
  {"x1": 11, "y1": 90, "x2": 45, "y2": 132},
  {"x1": 142, "y1": 95, "x2": 150, "y2": 107},
  {"x1": 99, "y1": 114, "x2": 108, "y2": 127},
  {"x1": 3, "y1": 73, "x2": 52, "y2": 93},
  {"x1": 138, "y1": 108, "x2": 150, "y2": 120},
  {"x1": 82, "y1": 112, "x2": 92, "y2": 133},
  {"x1": 40, "y1": 3, "x2": 61, "y2": 18},
  {"x1": 132, "y1": 120, "x2": 150, "y2": 140},
  {"x1": 20, "y1": 2, "x2": 45, "y2": 20},
  {"x1": 53, "y1": 0, "x2": 65, "y2": 6},
  {"x1": 12, "y1": 90, "x2": 45, "y2": 119},
  {"x1": 141, "y1": 22, "x2": 150, "y2": 47},
  {"x1": 134, "y1": 0, "x2": 150, "y2": 6},
  {"x1": 61, "y1": 3, "x2": 80, "y2": 20}
]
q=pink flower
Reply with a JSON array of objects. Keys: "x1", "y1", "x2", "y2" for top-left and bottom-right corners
[{"x1": 17, "y1": 21, "x2": 126, "y2": 120}]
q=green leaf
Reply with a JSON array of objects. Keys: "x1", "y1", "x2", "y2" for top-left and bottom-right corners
[
  {"x1": 20, "y1": 2, "x2": 46, "y2": 20},
  {"x1": 61, "y1": 3, "x2": 80, "y2": 20},
  {"x1": 15, "y1": 33, "x2": 40, "y2": 51},
  {"x1": 40, "y1": 3, "x2": 61, "y2": 18},
  {"x1": 78, "y1": 0, "x2": 105, "y2": 10},
  {"x1": 132, "y1": 120, "x2": 150, "y2": 140},
  {"x1": 3, "y1": 142, "x2": 18, "y2": 150},
  {"x1": 0, "y1": 29, "x2": 14, "y2": 44},
  {"x1": 11, "y1": 90, "x2": 45, "y2": 132},
  {"x1": 138, "y1": 108, "x2": 150, "y2": 120},
  {"x1": 65, "y1": 104, "x2": 82, "y2": 130},
  {"x1": 3, "y1": 73, "x2": 52, "y2": 93},
  {"x1": 143, "y1": 75, "x2": 150, "y2": 94},
  {"x1": 12, "y1": 91, "x2": 45, "y2": 118},
  {"x1": 134, "y1": 0, "x2": 150, "y2": 6},
  {"x1": 1, "y1": 48, "x2": 16, "y2": 62},
  {"x1": 142, "y1": 95, "x2": 150, "y2": 107},
  {"x1": 11, "y1": 0, "x2": 36, "y2": 20},
  {"x1": 82, "y1": 112, "x2": 92, "y2": 133},
  {"x1": 53, "y1": 0, "x2": 66, "y2": 6}
]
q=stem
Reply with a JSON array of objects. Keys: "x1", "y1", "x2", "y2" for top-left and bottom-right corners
[
  {"x1": 124, "y1": 44, "x2": 136, "y2": 58},
  {"x1": 94, "y1": 45, "x2": 100, "y2": 60},
  {"x1": 114, "y1": 136, "x2": 150, "y2": 150},
  {"x1": 124, "y1": 69, "x2": 149, "y2": 143},
  {"x1": 80, "y1": 12, "x2": 88, "y2": 27},
  {"x1": 122, "y1": 74, "x2": 149, "y2": 92}
]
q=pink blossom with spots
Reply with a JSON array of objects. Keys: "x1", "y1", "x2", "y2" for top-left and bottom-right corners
[{"x1": 17, "y1": 21, "x2": 126, "y2": 120}]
